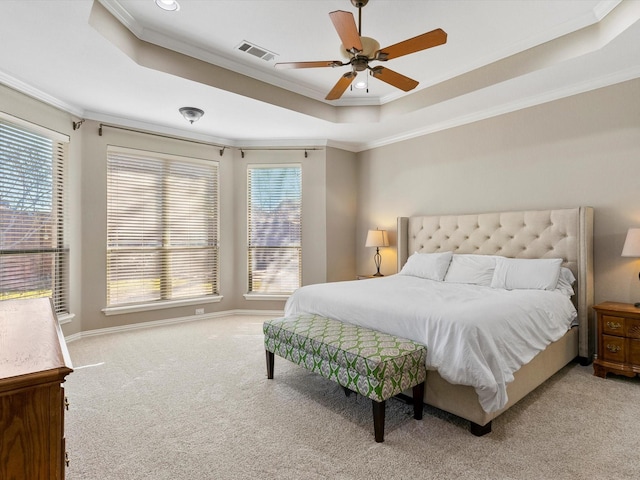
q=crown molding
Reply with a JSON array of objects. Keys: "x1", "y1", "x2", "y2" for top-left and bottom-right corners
[
  {"x1": 0, "y1": 71, "x2": 84, "y2": 118},
  {"x1": 97, "y1": 0, "x2": 622, "y2": 109},
  {"x1": 360, "y1": 64, "x2": 640, "y2": 152}
]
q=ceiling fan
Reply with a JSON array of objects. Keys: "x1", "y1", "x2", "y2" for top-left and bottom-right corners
[{"x1": 274, "y1": 0, "x2": 447, "y2": 101}]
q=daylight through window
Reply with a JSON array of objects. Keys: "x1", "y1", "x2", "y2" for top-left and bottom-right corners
[
  {"x1": 247, "y1": 165, "x2": 302, "y2": 295},
  {"x1": 106, "y1": 147, "x2": 219, "y2": 307},
  {"x1": 0, "y1": 117, "x2": 69, "y2": 315}
]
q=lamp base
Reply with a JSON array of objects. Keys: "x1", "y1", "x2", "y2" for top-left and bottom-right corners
[
  {"x1": 635, "y1": 302, "x2": 640, "y2": 308},
  {"x1": 373, "y1": 272, "x2": 384, "y2": 277}
]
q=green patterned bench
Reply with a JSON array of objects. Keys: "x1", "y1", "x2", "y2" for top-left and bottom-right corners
[{"x1": 263, "y1": 313, "x2": 427, "y2": 442}]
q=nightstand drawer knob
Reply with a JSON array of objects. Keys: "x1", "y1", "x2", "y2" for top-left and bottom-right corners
[
  {"x1": 606, "y1": 344, "x2": 621, "y2": 353},
  {"x1": 606, "y1": 321, "x2": 622, "y2": 330}
]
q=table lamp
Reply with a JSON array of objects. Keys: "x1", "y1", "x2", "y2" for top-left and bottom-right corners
[
  {"x1": 621, "y1": 228, "x2": 640, "y2": 307},
  {"x1": 365, "y1": 229, "x2": 389, "y2": 276}
]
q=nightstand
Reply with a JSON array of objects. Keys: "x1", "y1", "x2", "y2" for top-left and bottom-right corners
[
  {"x1": 593, "y1": 302, "x2": 640, "y2": 378},
  {"x1": 356, "y1": 274, "x2": 379, "y2": 280}
]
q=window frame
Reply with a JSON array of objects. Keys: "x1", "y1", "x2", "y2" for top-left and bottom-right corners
[
  {"x1": 0, "y1": 112, "x2": 70, "y2": 318},
  {"x1": 246, "y1": 163, "x2": 302, "y2": 299},
  {"x1": 104, "y1": 146, "x2": 221, "y2": 315}
]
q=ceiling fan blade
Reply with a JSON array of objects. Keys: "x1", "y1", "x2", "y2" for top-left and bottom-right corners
[
  {"x1": 275, "y1": 60, "x2": 343, "y2": 69},
  {"x1": 325, "y1": 72, "x2": 356, "y2": 100},
  {"x1": 370, "y1": 66, "x2": 418, "y2": 92},
  {"x1": 376, "y1": 28, "x2": 447, "y2": 61},
  {"x1": 329, "y1": 10, "x2": 363, "y2": 54}
]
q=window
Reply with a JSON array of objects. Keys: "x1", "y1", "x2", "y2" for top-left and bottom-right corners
[
  {"x1": 0, "y1": 115, "x2": 69, "y2": 315},
  {"x1": 106, "y1": 147, "x2": 219, "y2": 308},
  {"x1": 247, "y1": 165, "x2": 301, "y2": 295}
]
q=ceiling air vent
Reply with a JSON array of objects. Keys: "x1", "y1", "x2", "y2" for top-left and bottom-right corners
[{"x1": 236, "y1": 41, "x2": 277, "y2": 62}]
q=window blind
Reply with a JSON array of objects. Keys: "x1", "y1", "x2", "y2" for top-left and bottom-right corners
[
  {"x1": 0, "y1": 118, "x2": 69, "y2": 315},
  {"x1": 106, "y1": 147, "x2": 219, "y2": 307},
  {"x1": 247, "y1": 165, "x2": 301, "y2": 294}
]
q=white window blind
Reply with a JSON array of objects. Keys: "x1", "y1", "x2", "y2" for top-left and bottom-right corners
[
  {"x1": 107, "y1": 147, "x2": 219, "y2": 307},
  {"x1": 247, "y1": 165, "x2": 301, "y2": 294},
  {"x1": 0, "y1": 117, "x2": 69, "y2": 315}
]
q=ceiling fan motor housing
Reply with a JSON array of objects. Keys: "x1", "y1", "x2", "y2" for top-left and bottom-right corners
[{"x1": 351, "y1": 56, "x2": 369, "y2": 72}]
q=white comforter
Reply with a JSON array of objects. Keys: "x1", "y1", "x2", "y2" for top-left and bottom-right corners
[{"x1": 284, "y1": 275, "x2": 577, "y2": 413}]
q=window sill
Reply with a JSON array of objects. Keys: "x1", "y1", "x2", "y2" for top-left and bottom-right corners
[
  {"x1": 102, "y1": 295, "x2": 223, "y2": 316},
  {"x1": 58, "y1": 313, "x2": 75, "y2": 325},
  {"x1": 243, "y1": 293, "x2": 290, "y2": 301}
]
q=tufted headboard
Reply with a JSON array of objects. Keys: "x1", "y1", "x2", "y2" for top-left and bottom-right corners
[{"x1": 397, "y1": 207, "x2": 594, "y2": 360}]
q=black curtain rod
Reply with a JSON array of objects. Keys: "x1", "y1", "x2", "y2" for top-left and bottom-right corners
[
  {"x1": 98, "y1": 123, "x2": 225, "y2": 151},
  {"x1": 98, "y1": 123, "x2": 323, "y2": 157}
]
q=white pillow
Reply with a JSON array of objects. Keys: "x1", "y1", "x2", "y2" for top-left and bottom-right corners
[
  {"x1": 490, "y1": 257, "x2": 563, "y2": 291},
  {"x1": 555, "y1": 267, "x2": 576, "y2": 296},
  {"x1": 399, "y1": 251, "x2": 453, "y2": 281},
  {"x1": 444, "y1": 254, "x2": 497, "y2": 286}
]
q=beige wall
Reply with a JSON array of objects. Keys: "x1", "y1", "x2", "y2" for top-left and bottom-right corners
[
  {"x1": 326, "y1": 147, "x2": 358, "y2": 282},
  {"x1": 356, "y1": 78, "x2": 640, "y2": 305},
  {"x1": 4, "y1": 75, "x2": 639, "y2": 334},
  {"x1": 0, "y1": 83, "x2": 356, "y2": 334}
]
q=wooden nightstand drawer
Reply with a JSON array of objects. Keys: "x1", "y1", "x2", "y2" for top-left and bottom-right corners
[
  {"x1": 602, "y1": 315, "x2": 624, "y2": 335},
  {"x1": 593, "y1": 302, "x2": 640, "y2": 379},
  {"x1": 601, "y1": 335, "x2": 625, "y2": 362}
]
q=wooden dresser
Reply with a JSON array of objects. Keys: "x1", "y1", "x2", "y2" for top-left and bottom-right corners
[
  {"x1": 0, "y1": 298, "x2": 73, "y2": 479},
  {"x1": 593, "y1": 301, "x2": 640, "y2": 379}
]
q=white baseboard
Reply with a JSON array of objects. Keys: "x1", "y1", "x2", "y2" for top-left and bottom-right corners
[{"x1": 65, "y1": 309, "x2": 284, "y2": 342}]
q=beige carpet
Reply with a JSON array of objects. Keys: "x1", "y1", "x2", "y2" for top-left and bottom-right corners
[{"x1": 64, "y1": 315, "x2": 640, "y2": 480}]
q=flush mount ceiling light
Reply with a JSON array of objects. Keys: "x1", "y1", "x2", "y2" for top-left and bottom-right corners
[
  {"x1": 155, "y1": 0, "x2": 180, "y2": 12},
  {"x1": 179, "y1": 107, "x2": 204, "y2": 124}
]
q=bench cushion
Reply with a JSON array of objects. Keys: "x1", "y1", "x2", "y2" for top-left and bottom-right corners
[{"x1": 264, "y1": 313, "x2": 427, "y2": 402}]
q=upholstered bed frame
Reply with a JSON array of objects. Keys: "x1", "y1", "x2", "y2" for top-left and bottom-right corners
[{"x1": 397, "y1": 207, "x2": 594, "y2": 434}]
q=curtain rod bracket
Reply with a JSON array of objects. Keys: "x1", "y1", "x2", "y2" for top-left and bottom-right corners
[
  {"x1": 219, "y1": 146, "x2": 226, "y2": 156},
  {"x1": 72, "y1": 119, "x2": 85, "y2": 131},
  {"x1": 241, "y1": 149, "x2": 245, "y2": 158},
  {"x1": 99, "y1": 125, "x2": 103, "y2": 136}
]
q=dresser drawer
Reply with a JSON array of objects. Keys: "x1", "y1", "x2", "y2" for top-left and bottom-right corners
[
  {"x1": 602, "y1": 315, "x2": 624, "y2": 335},
  {"x1": 630, "y1": 339, "x2": 640, "y2": 365},
  {"x1": 627, "y1": 319, "x2": 640, "y2": 339},
  {"x1": 601, "y1": 335, "x2": 625, "y2": 362}
]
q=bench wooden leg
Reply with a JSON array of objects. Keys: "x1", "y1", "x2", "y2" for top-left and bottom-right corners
[
  {"x1": 265, "y1": 350, "x2": 274, "y2": 379},
  {"x1": 412, "y1": 381, "x2": 425, "y2": 420},
  {"x1": 372, "y1": 400, "x2": 386, "y2": 443}
]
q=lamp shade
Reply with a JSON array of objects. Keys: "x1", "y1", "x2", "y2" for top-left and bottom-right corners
[
  {"x1": 622, "y1": 228, "x2": 640, "y2": 257},
  {"x1": 365, "y1": 229, "x2": 389, "y2": 248}
]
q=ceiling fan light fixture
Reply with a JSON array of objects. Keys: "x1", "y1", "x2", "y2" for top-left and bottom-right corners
[
  {"x1": 360, "y1": 36, "x2": 380, "y2": 58},
  {"x1": 354, "y1": 80, "x2": 367, "y2": 89},
  {"x1": 353, "y1": 71, "x2": 369, "y2": 90},
  {"x1": 155, "y1": 0, "x2": 180, "y2": 12},
  {"x1": 179, "y1": 107, "x2": 204, "y2": 124}
]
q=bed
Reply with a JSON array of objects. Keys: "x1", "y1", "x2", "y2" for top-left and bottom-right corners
[{"x1": 285, "y1": 207, "x2": 594, "y2": 435}]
